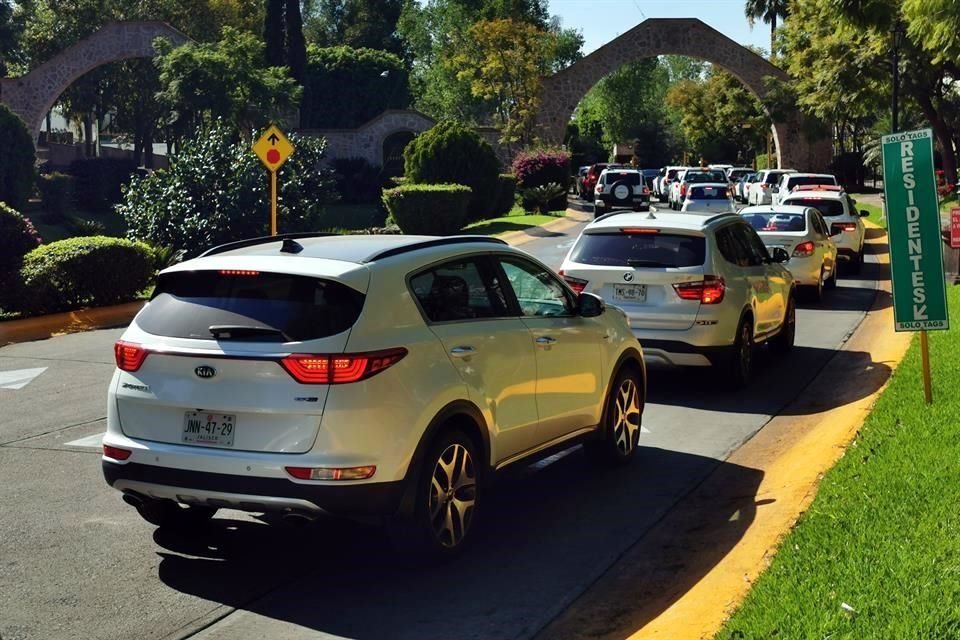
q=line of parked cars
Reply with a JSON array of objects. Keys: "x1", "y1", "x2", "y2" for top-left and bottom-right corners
[{"x1": 102, "y1": 163, "x2": 870, "y2": 559}]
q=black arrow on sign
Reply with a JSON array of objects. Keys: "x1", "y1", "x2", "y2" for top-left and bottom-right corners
[{"x1": 268, "y1": 133, "x2": 280, "y2": 145}]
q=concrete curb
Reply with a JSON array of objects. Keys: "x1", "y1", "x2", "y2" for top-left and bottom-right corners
[
  {"x1": 499, "y1": 208, "x2": 592, "y2": 247},
  {"x1": 0, "y1": 300, "x2": 144, "y2": 346}
]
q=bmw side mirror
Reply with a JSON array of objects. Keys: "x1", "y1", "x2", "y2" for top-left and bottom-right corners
[
  {"x1": 772, "y1": 247, "x2": 790, "y2": 263},
  {"x1": 860, "y1": 209, "x2": 870, "y2": 217},
  {"x1": 578, "y1": 292, "x2": 605, "y2": 318}
]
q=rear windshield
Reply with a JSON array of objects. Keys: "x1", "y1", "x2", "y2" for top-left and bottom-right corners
[
  {"x1": 666, "y1": 169, "x2": 678, "y2": 179},
  {"x1": 784, "y1": 197, "x2": 845, "y2": 217},
  {"x1": 689, "y1": 185, "x2": 730, "y2": 200},
  {"x1": 743, "y1": 212, "x2": 806, "y2": 232},
  {"x1": 603, "y1": 172, "x2": 641, "y2": 185},
  {"x1": 571, "y1": 232, "x2": 706, "y2": 268},
  {"x1": 728, "y1": 170, "x2": 751, "y2": 180},
  {"x1": 763, "y1": 172, "x2": 790, "y2": 185},
  {"x1": 686, "y1": 171, "x2": 726, "y2": 183},
  {"x1": 139, "y1": 271, "x2": 365, "y2": 341},
  {"x1": 788, "y1": 176, "x2": 836, "y2": 189}
]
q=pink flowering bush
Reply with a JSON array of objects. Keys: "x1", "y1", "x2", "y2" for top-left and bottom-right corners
[
  {"x1": 512, "y1": 148, "x2": 571, "y2": 212},
  {"x1": 0, "y1": 203, "x2": 41, "y2": 272}
]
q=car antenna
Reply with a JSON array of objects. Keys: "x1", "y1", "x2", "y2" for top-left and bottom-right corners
[
  {"x1": 646, "y1": 210, "x2": 657, "y2": 219},
  {"x1": 280, "y1": 238, "x2": 303, "y2": 254}
]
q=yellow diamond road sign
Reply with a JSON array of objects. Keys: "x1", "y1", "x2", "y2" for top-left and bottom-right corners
[{"x1": 253, "y1": 124, "x2": 294, "y2": 171}]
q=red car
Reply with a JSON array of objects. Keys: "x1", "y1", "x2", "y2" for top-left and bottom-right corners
[{"x1": 581, "y1": 163, "x2": 608, "y2": 202}]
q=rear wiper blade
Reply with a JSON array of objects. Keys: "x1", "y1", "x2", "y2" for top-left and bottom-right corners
[
  {"x1": 208, "y1": 325, "x2": 291, "y2": 341},
  {"x1": 626, "y1": 259, "x2": 671, "y2": 267}
]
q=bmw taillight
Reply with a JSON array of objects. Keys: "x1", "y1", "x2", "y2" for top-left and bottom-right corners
[
  {"x1": 114, "y1": 341, "x2": 149, "y2": 372},
  {"x1": 793, "y1": 241, "x2": 816, "y2": 257},
  {"x1": 558, "y1": 270, "x2": 588, "y2": 293},
  {"x1": 280, "y1": 348, "x2": 407, "y2": 384},
  {"x1": 673, "y1": 275, "x2": 725, "y2": 304}
]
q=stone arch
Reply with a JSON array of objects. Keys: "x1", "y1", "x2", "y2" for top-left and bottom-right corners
[
  {"x1": 535, "y1": 18, "x2": 831, "y2": 171},
  {"x1": 0, "y1": 21, "x2": 189, "y2": 143}
]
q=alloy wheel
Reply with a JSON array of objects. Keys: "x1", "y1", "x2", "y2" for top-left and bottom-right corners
[
  {"x1": 613, "y1": 378, "x2": 642, "y2": 456},
  {"x1": 428, "y1": 443, "x2": 477, "y2": 548}
]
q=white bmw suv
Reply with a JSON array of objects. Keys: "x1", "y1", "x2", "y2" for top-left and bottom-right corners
[
  {"x1": 103, "y1": 234, "x2": 645, "y2": 557},
  {"x1": 558, "y1": 211, "x2": 796, "y2": 387}
]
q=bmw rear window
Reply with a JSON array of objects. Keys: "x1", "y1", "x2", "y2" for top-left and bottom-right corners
[
  {"x1": 784, "y1": 197, "x2": 845, "y2": 216},
  {"x1": 571, "y1": 232, "x2": 706, "y2": 268},
  {"x1": 138, "y1": 271, "x2": 365, "y2": 341},
  {"x1": 689, "y1": 186, "x2": 730, "y2": 200}
]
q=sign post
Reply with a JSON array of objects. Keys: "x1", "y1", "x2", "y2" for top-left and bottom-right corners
[
  {"x1": 881, "y1": 128, "x2": 950, "y2": 404},
  {"x1": 252, "y1": 124, "x2": 294, "y2": 235},
  {"x1": 950, "y1": 207, "x2": 960, "y2": 249}
]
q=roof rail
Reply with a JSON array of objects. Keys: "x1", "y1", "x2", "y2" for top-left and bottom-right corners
[
  {"x1": 593, "y1": 210, "x2": 641, "y2": 223},
  {"x1": 365, "y1": 236, "x2": 507, "y2": 262},
  {"x1": 199, "y1": 232, "x2": 336, "y2": 257},
  {"x1": 703, "y1": 212, "x2": 740, "y2": 225}
]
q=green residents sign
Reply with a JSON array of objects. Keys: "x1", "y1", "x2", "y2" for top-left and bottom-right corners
[{"x1": 881, "y1": 129, "x2": 950, "y2": 332}]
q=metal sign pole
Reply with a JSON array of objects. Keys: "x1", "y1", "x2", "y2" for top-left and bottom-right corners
[{"x1": 270, "y1": 170, "x2": 277, "y2": 236}]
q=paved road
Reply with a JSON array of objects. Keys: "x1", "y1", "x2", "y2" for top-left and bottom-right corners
[{"x1": 0, "y1": 206, "x2": 887, "y2": 640}]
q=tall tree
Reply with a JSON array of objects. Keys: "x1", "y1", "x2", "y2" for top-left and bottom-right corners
[
  {"x1": 264, "y1": 0, "x2": 285, "y2": 66},
  {"x1": 744, "y1": 0, "x2": 788, "y2": 55},
  {"x1": 304, "y1": 0, "x2": 405, "y2": 55},
  {"x1": 285, "y1": 0, "x2": 307, "y2": 84}
]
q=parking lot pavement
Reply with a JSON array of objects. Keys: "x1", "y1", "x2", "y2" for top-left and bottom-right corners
[{"x1": 0, "y1": 218, "x2": 884, "y2": 640}]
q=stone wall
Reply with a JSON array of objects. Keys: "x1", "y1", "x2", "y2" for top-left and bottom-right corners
[{"x1": 303, "y1": 110, "x2": 436, "y2": 167}]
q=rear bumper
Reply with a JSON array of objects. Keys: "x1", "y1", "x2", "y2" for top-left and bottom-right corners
[
  {"x1": 635, "y1": 338, "x2": 729, "y2": 367},
  {"x1": 596, "y1": 194, "x2": 651, "y2": 209},
  {"x1": 103, "y1": 460, "x2": 406, "y2": 516}
]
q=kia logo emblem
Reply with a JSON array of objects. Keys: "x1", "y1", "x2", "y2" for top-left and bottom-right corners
[
  {"x1": 194, "y1": 365, "x2": 217, "y2": 379},
  {"x1": 623, "y1": 272, "x2": 634, "y2": 282}
]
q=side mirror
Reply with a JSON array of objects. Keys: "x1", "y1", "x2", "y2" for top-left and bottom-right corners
[
  {"x1": 860, "y1": 209, "x2": 870, "y2": 217},
  {"x1": 771, "y1": 247, "x2": 790, "y2": 263},
  {"x1": 578, "y1": 292, "x2": 605, "y2": 318},
  {"x1": 771, "y1": 185, "x2": 780, "y2": 193}
]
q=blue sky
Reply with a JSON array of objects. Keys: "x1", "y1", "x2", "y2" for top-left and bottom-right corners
[{"x1": 547, "y1": 0, "x2": 770, "y2": 57}]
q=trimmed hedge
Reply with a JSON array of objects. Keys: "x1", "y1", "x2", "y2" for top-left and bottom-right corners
[
  {"x1": 0, "y1": 105, "x2": 36, "y2": 211},
  {"x1": 67, "y1": 157, "x2": 139, "y2": 212},
  {"x1": 37, "y1": 172, "x2": 74, "y2": 219},
  {"x1": 19, "y1": 236, "x2": 155, "y2": 314},
  {"x1": 382, "y1": 184, "x2": 472, "y2": 236},
  {"x1": 493, "y1": 173, "x2": 516, "y2": 217},
  {"x1": 403, "y1": 121, "x2": 499, "y2": 222},
  {"x1": 512, "y1": 148, "x2": 571, "y2": 212},
  {"x1": 0, "y1": 203, "x2": 41, "y2": 272}
]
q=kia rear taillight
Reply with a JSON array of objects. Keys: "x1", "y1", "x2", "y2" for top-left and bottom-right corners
[
  {"x1": 286, "y1": 465, "x2": 376, "y2": 481},
  {"x1": 558, "y1": 270, "x2": 588, "y2": 293},
  {"x1": 793, "y1": 241, "x2": 816, "y2": 257},
  {"x1": 102, "y1": 445, "x2": 132, "y2": 461},
  {"x1": 673, "y1": 275, "x2": 725, "y2": 304},
  {"x1": 114, "y1": 341, "x2": 149, "y2": 372},
  {"x1": 280, "y1": 348, "x2": 407, "y2": 384}
]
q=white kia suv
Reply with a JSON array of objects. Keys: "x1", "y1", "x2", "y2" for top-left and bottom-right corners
[
  {"x1": 780, "y1": 186, "x2": 868, "y2": 273},
  {"x1": 103, "y1": 234, "x2": 645, "y2": 558},
  {"x1": 558, "y1": 211, "x2": 796, "y2": 387}
]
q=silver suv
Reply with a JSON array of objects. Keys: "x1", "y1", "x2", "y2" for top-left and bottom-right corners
[
  {"x1": 103, "y1": 234, "x2": 645, "y2": 558},
  {"x1": 558, "y1": 211, "x2": 797, "y2": 387}
]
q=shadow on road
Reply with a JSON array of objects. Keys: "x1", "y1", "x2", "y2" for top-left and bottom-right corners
[{"x1": 154, "y1": 447, "x2": 762, "y2": 639}]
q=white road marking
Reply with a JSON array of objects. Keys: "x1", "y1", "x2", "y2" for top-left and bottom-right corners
[
  {"x1": 65, "y1": 433, "x2": 104, "y2": 449},
  {"x1": 0, "y1": 367, "x2": 48, "y2": 389}
]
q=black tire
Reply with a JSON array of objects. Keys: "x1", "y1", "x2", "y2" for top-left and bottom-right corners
[
  {"x1": 585, "y1": 366, "x2": 644, "y2": 466},
  {"x1": 389, "y1": 429, "x2": 481, "y2": 561},
  {"x1": 722, "y1": 315, "x2": 755, "y2": 389},
  {"x1": 134, "y1": 500, "x2": 217, "y2": 529},
  {"x1": 825, "y1": 263, "x2": 838, "y2": 290},
  {"x1": 771, "y1": 295, "x2": 796, "y2": 354},
  {"x1": 808, "y1": 267, "x2": 825, "y2": 303}
]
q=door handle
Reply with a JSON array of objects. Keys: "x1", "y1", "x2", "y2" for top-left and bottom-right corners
[
  {"x1": 535, "y1": 336, "x2": 557, "y2": 347},
  {"x1": 449, "y1": 346, "x2": 476, "y2": 358}
]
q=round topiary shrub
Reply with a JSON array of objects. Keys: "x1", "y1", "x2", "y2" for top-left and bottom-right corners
[
  {"x1": 19, "y1": 236, "x2": 155, "y2": 314},
  {"x1": 382, "y1": 184, "x2": 472, "y2": 236},
  {"x1": 403, "y1": 121, "x2": 500, "y2": 222},
  {"x1": 0, "y1": 203, "x2": 41, "y2": 272},
  {"x1": 0, "y1": 105, "x2": 36, "y2": 211}
]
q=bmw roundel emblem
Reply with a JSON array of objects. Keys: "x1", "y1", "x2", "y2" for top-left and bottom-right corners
[
  {"x1": 194, "y1": 365, "x2": 217, "y2": 379},
  {"x1": 623, "y1": 272, "x2": 634, "y2": 282}
]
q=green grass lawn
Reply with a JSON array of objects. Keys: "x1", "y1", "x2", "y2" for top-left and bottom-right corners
[
  {"x1": 463, "y1": 205, "x2": 566, "y2": 236},
  {"x1": 27, "y1": 201, "x2": 127, "y2": 243},
  {"x1": 718, "y1": 287, "x2": 960, "y2": 639},
  {"x1": 858, "y1": 202, "x2": 885, "y2": 228}
]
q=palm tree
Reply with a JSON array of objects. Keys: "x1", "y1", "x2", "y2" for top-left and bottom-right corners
[{"x1": 744, "y1": 0, "x2": 789, "y2": 55}]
